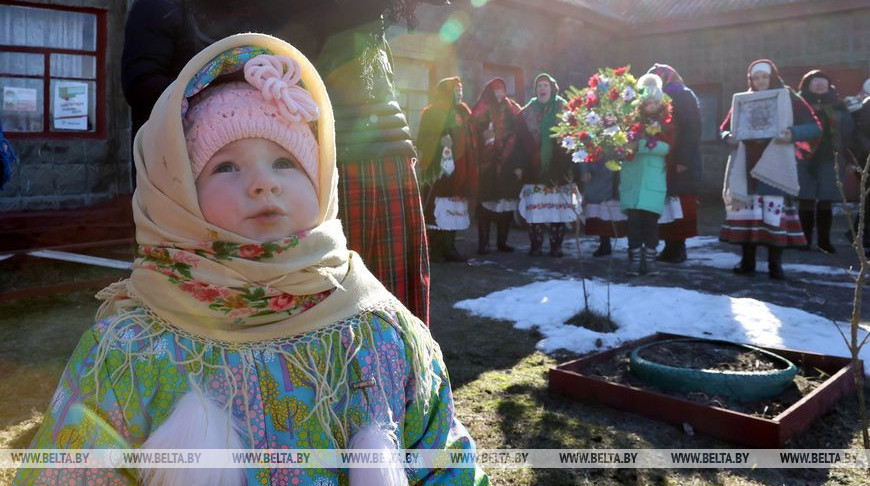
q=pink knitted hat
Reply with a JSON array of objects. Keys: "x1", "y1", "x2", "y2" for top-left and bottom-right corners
[{"x1": 183, "y1": 54, "x2": 320, "y2": 188}]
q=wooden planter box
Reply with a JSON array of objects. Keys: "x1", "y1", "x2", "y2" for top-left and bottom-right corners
[{"x1": 548, "y1": 332, "x2": 862, "y2": 447}]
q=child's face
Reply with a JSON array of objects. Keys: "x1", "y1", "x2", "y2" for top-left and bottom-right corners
[
  {"x1": 195, "y1": 138, "x2": 319, "y2": 242},
  {"x1": 641, "y1": 98, "x2": 661, "y2": 114}
]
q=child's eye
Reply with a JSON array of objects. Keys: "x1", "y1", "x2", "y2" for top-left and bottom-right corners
[
  {"x1": 212, "y1": 162, "x2": 238, "y2": 174},
  {"x1": 273, "y1": 158, "x2": 298, "y2": 170}
]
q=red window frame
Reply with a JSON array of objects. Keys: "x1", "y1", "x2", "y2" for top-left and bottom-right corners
[{"x1": 1, "y1": 1, "x2": 107, "y2": 139}]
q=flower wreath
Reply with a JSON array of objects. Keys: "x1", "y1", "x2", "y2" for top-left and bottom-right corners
[{"x1": 553, "y1": 66, "x2": 672, "y2": 171}]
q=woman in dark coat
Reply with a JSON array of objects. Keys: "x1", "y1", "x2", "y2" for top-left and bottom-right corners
[
  {"x1": 471, "y1": 78, "x2": 523, "y2": 254},
  {"x1": 516, "y1": 73, "x2": 580, "y2": 257},
  {"x1": 645, "y1": 64, "x2": 702, "y2": 263},
  {"x1": 720, "y1": 59, "x2": 821, "y2": 280},
  {"x1": 417, "y1": 77, "x2": 478, "y2": 262},
  {"x1": 797, "y1": 70, "x2": 855, "y2": 253}
]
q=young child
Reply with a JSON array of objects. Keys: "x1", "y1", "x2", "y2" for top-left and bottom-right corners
[
  {"x1": 620, "y1": 74, "x2": 674, "y2": 276},
  {"x1": 15, "y1": 33, "x2": 487, "y2": 486}
]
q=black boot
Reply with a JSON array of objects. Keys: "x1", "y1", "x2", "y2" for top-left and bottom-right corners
[
  {"x1": 798, "y1": 207, "x2": 814, "y2": 251},
  {"x1": 443, "y1": 231, "x2": 468, "y2": 263},
  {"x1": 656, "y1": 241, "x2": 676, "y2": 261},
  {"x1": 816, "y1": 206, "x2": 835, "y2": 254},
  {"x1": 768, "y1": 246, "x2": 785, "y2": 280},
  {"x1": 477, "y1": 210, "x2": 491, "y2": 255},
  {"x1": 496, "y1": 212, "x2": 514, "y2": 252},
  {"x1": 593, "y1": 236, "x2": 612, "y2": 257},
  {"x1": 658, "y1": 239, "x2": 687, "y2": 263},
  {"x1": 549, "y1": 223, "x2": 565, "y2": 257},
  {"x1": 528, "y1": 224, "x2": 544, "y2": 256},
  {"x1": 428, "y1": 230, "x2": 445, "y2": 263},
  {"x1": 733, "y1": 244, "x2": 756, "y2": 275}
]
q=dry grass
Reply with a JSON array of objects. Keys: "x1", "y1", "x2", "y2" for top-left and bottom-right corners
[{"x1": 1, "y1": 259, "x2": 868, "y2": 485}]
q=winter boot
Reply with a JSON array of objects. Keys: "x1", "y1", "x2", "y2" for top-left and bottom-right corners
[
  {"x1": 477, "y1": 212, "x2": 491, "y2": 255},
  {"x1": 443, "y1": 231, "x2": 468, "y2": 263},
  {"x1": 593, "y1": 236, "x2": 612, "y2": 257},
  {"x1": 642, "y1": 246, "x2": 659, "y2": 275},
  {"x1": 528, "y1": 224, "x2": 544, "y2": 256},
  {"x1": 732, "y1": 244, "x2": 756, "y2": 275},
  {"x1": 549, "y1": 223, "x2": 565, "y2": 257},
  {"x1": 496, "y1": 212, "x2": 515, "y2": 252},
  {"x1": 798, "y1": 207, "x2": 815, "y2": 251},
  {"x1": 656, "y1": 241, "x2": 676, "y2": 262},
  {"x1": 768, "y1": 246, "x2": 785, "y2": 280},
  {"x1": 427, "y1": 230, "x2": 445, "y2": 263},
  {"x1": 658, "y1": 239, "x2": 687, "y2": 263},
  {"x1": 816, "y1": 206, "x2": 835, "y2": 254},
  {"x1": 626, "y1": 247, "x2": 641, "y2": 276}
]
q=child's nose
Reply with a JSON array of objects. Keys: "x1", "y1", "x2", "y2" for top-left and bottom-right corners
[{"x1": 249, "y1": 168, "x2": 282, "y2": 197}]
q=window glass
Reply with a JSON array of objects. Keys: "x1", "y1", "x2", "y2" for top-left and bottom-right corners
[
  {"x1": 50, "y1": 54, "x2": 96, "y2": 79},
  {"x1": 49, "y1": 78, "x2": 96, "y2": 132},
  {"x1": 1, "y1": 77, "x2": 44, "y2": 132},
  {"x1": 696, "y1": 90, "x2": 721, "y2": 141},
  {"x1": 0, "y1": 52, "x2": 44, "y2": 76},
  {"x1": 0, "y1": 5, "x2": 96, "y2": 51}
]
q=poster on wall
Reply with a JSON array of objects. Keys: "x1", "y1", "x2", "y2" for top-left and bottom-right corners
[
  {"x1": 2, "y1": 86, "x2": 38, "y2": 112},
  {"x1": 53, "y1": 81, "x2": 89, "y2": 130}
]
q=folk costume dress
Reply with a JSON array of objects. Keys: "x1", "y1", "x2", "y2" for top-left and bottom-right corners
[
  {"x1": 15, "y1": 34, "x2": 487, "y2": 486},
  {"x1": 517, "y1": 73, "x2": 580, "y2": 257},
  {"x1": 471, "y1": 78, "x2": 523, "y2": 253},
  {"x1": 720, "y1": 60, "x2": 820, "y2": 249},
  {"x1": 416, "y1": 77, "x2": 478, "y2": 262}
]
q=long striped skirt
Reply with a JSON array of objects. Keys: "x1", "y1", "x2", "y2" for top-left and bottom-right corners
[
  {"x1": 338, "y1": 156, "x2": 430, "y2": 325},
  {"x1": 719, "y1": 195, "x2": 807, "y2": 247}
]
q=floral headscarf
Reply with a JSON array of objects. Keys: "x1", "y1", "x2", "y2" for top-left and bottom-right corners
[{"x1": 99, "y1": 33, "x2": 393, "y2": 344}]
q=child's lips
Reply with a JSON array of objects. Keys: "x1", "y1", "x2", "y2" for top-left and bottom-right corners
[{"x1": 249, "y1": 207, "x2": 285, "y2": 222}]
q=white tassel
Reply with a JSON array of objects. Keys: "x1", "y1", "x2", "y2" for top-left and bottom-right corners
[
  {"x1": 140, "y1": 391, "x2": 245, "y2": 486},
  {"x1": 348, "y1": 424, "x2": 409, "y2": 486}
]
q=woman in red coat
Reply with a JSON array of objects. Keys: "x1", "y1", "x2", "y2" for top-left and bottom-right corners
[{"x1": 417, "y1": 77, "x2": 479, "y2": 262}]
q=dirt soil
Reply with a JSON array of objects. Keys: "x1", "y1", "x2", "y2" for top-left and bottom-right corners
[
  {"x1": 636, "y1": 340, "x2": 787, "y2": 372},
  {"x1": 583, "y1": 347, "x2": 827, "y2": 417}
]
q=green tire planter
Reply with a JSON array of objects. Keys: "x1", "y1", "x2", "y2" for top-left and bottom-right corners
[{"x1": 629, "y1": 338, "x2": 798, "y2": 402}]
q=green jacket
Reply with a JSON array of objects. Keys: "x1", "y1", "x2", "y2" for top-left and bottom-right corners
[{"x1": 619, "y1": 139, "x2": 670, "y2": 214}]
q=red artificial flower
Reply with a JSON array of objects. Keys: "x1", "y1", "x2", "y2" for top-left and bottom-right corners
[
  {"x1": 585, "y1": 94, "x2": 598, "y2": 108},
  {"x1": 626, "y1": 152, "x2": 635, "y2": 161},
  {"x1": 609, "y1": 88, "x2": 619, "y2": 100},
  {"x1": 614, "y1": 66, "x2": 628, "y2": 76},
  {"x1": 577, "y1": 130, "x2": 589, "y2": 140},
  {"x1": 568, "y1": 98, "x2": 583, "y2": 111},
  {"x1": 588, "y1": 74, "x2": 599, "y2": 88}
]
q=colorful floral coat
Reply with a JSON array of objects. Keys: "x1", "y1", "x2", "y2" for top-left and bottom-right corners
[{"x1": 15, "y1": 307, "x2": 489, "y2": 486}]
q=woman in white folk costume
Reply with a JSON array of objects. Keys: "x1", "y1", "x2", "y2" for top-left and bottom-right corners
[
  {"x1": 15, "y1": 34, "x2": 488, "y2": 486},
  {"x1": 516, "y1": 73, "x2": 580, "y2": 257},
  {"x1": 720, "y1": 59, "x2": 821, "y2": 280}
]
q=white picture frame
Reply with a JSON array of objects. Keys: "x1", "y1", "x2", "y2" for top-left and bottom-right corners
[{"x1": 731, "y1": 90, "x2": 781, "y2": 140}]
